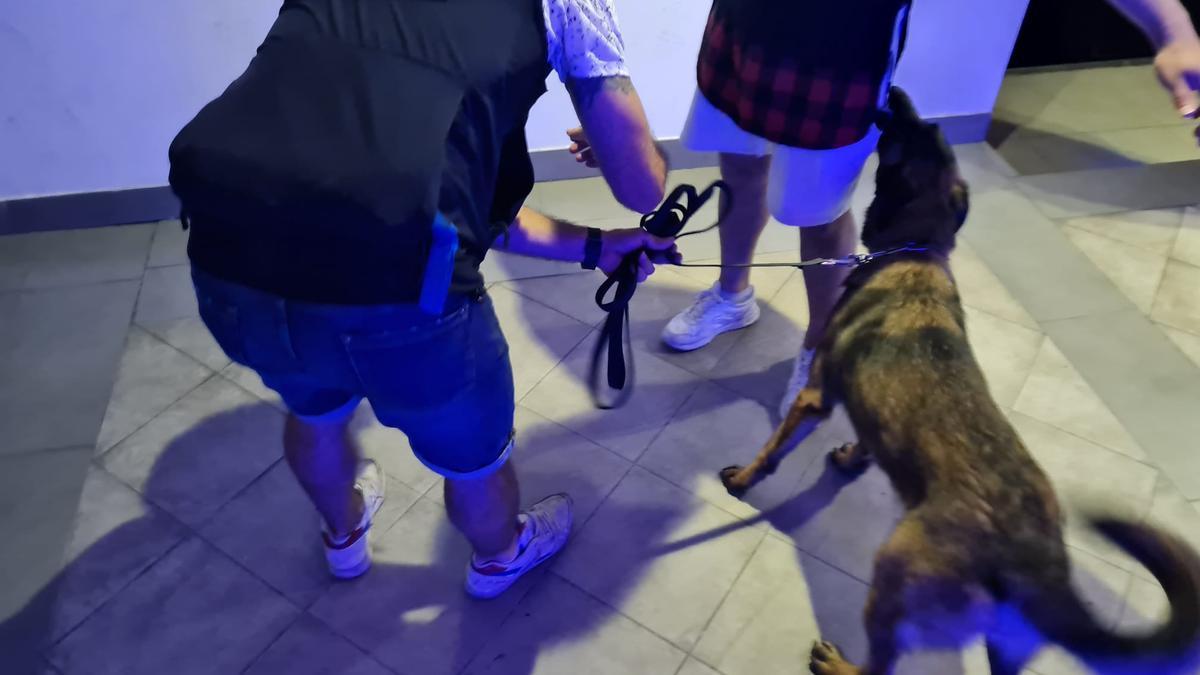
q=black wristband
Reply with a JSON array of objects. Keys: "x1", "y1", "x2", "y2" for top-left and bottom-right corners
[{"x1": 582, "y1": 227, "x2": 603, "y2": 270}]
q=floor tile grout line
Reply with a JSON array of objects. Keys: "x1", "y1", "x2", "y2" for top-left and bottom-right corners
[
  {"x1": 631, "y1": 459, "x2": 773, "y2": 529},
  {"x1": 133, "y1": 317, "x2": 231, "y2": 374},
  {"x1": 514, "y1": 402, "x2": 636, "y2": 472},
  {"x1": 1155, "y1": 314, "x2": 1200, "y2": 340},
  {"x1": 542, "y1": 568, "x2": 694, "y2": 660},
  {"x1": 214, "y1": 365, "x2": 289, "y2": 413},
  {"x1": 126, "y1": 222, "x2": 158, "y2": 330},
  {"x1": 189, "y1": 456, "x2": 287, "y2": 536},
  {"x1": 1056, "y1": 214, "x2": 1184, "y2": 257},
  {"x1": 0, "y1": 272, "x2": 151, "y2": 295},
  {"x1": 1058, "y1": 219, "x2": 1176, "y2": 316},
  {"x1": 1007, "y1": 404, "x2": 1161, "y2": 472},
  {"x1": 41, "y1": 534, "x2": 192, "y2": 656},
  {"x1": 0, "y1": 443, "x2": 97, "y2": 459},
  {"x1": 627, "y1": 374, "x2": 710, "y2": 466},
  {"x1": 499, "y1": 278, "x2": 605, "y2": 328},
  {"x1": 767, "y1": 526, "x2": 878, "y2": 586},
  {"x1": 452, "y1": 575, "x2": 546, "y2": 675},
  {"x1": 305, "y1": 610, "x2": 405, "y2": 675},
  {"x1": 513, "y1": 326, "x2": 595, "y2": 407},
  {"x1": 686, "y1": 528, "x2": 771, "y2": 662},
  {"x1": 90, "y1": 446, "x2": 316, "y2": 618},
  {"x1": 237, "y1": 611, "x2": 306, "y2": 675},
  {"x1": 94, "y1": 371, "x2": 222, "y2": 461}
]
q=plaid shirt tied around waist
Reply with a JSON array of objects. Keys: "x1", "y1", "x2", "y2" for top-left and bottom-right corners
[{"x1": 697, "y1": 1, "x2": 911, "y2": 150}]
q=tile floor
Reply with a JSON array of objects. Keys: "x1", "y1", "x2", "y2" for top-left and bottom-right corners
[{"x1": 4, "y1": 64, "x2": 1200, "y2": 674}]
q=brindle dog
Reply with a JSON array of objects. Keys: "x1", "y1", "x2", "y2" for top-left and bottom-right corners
[{"x1": 719, "y1": 87, "x2": 1200, "y2": 675}]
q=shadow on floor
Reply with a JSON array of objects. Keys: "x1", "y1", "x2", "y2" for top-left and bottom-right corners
[
  {"x1": 987, "y1": 118, "x2": 1143, "y2": 177},
  {"x1": 509, "y1": 277, "x2": 805, "y2": 422},
  {"x1": 0, "y1": 401, "x2": 684, "y2": 674},
  {"x1": 646, "y1": 452, "x2": 1150, "y2": 674},
  {"x1": 2, "y1": 394, "x2": 1150, "y2": 674},
  {"x1": 2, "y1": 276, "x2": 1152, "y2": 674}
]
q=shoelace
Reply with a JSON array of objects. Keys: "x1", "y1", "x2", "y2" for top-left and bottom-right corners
[
  {"x1": 683, "y1": 288, "x2": 722, "y2": 321},
  {"x1": 588, "y1": 181, "x2": 928, "y2": 410}
]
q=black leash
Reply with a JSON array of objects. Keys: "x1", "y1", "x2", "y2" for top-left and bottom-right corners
[
  {"x1": 588, "y1": 182, "x2": 730, "y2": 409},
  {"x1": 587, "y1": 180, "x2": 928, "y2": 410}
]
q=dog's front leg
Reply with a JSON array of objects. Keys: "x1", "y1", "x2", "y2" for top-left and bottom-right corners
[
  {"x1": 810, "y1": 588, "x2": 902, "y2": 675},
  {"x1": 720, "y1": 386, "x2": 828, "y2": 497}
]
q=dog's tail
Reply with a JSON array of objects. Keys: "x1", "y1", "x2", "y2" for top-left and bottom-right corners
[{"x1": 1020, "y1": 518, "x2": 1200, "y2": 669}]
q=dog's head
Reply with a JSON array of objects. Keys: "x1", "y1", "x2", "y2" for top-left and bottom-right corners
[{"x1": 862, "y1": 87, "x2": 970, "y2": 254}]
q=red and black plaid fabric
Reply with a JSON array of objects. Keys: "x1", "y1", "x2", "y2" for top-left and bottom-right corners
[{"x1": 697, "y1": 4, "x2": 906, "y2": 150}]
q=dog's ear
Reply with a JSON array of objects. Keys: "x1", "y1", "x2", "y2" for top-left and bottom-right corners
[{"x1": 886, "y1": 87, "x2": 921, "y2": 126}]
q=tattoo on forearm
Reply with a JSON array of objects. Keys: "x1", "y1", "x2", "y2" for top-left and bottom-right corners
[{"x1": 567, "y1": 75, "x2": 634, "y2": 110}]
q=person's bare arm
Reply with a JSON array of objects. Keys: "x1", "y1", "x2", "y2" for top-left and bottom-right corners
[
  {"x1": 1106, "y1": 0, "x2": 1200, "y2": 114},
  {"x1": 565, "y1": 76, "x2": 668, "y2": 213},
  {"x1": 498, "y1": 206, "x2": 678, "y2": 280}
]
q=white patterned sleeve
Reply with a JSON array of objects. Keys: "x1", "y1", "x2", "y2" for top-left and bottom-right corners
[{"x1": 542, "y1": 0, "x2": 630, "y2": 82}]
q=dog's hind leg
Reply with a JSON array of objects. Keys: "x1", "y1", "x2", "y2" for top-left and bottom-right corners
[
  {"x1": 720, "y1": 386, "x2": 829, "y2": 497},
  {"x1": 811, "y1": 580, "x2": 903, "y2": 675},
  {"x1": 813, "y1": 517, "x2": 986, "y2": 675},
  {"x1": 830, "y1": 442, "x2": 871, "y2": 475}
]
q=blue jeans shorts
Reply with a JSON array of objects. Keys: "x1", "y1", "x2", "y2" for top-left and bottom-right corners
[{"x1": 192, "y1": 269, "x2": 515, "y2": 479}]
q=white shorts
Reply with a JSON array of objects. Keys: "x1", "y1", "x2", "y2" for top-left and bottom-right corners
[{"x1": 681, "y1": 92, "x2": 881, "y2": 228}]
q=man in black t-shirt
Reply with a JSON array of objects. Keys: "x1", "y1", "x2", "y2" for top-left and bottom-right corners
[{"x1": 172, "y1": 0, "x2": 674, "y2": 599}]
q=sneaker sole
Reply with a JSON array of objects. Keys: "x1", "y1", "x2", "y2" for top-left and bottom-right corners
[
  {"x1": 464, "y1": 545, "x2": 562, "y2": 600},
  {"x1": 330, "y1": 553, "x2": 372, "y2": 580},
  {"x1": 663, "y1": 307, "x2": 762, "y2": 352},
  {"x1": 465, "y1": 495, "x2": 574, "y2": 600}
]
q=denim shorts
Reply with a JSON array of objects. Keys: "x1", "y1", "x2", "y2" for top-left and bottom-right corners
[{"x1": 192, "y1": 269, "x2": 515, "y2": 478}]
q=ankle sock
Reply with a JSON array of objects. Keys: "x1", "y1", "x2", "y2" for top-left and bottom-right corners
[
  {"x1": 475, "y1": 514, "x2": 532, "y2": 567},
  {"x1": 717, "y1": 285, "x2": 753, "y2": 303}
]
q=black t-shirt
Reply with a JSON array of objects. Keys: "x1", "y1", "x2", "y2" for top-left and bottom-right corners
[{"x1": 169, "y1": 0, "x2": 551, "y2": 305}]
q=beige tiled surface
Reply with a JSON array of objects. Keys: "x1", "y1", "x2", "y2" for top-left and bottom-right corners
[
  {"x1": 26, "y1": 187, "x2": 1200, "y2": 674},
  {"x1": 993, "y1": 64, "x2": 1197, "y2": 176},
  {"x1": 13, "y1": 65, "x2": 1200, "y2": 675},
  {"x1": 1013, "y1": 339, "x2": 1147, "y2": 461}
]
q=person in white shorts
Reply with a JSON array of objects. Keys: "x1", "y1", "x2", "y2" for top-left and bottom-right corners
[
  {"x1": 664, "y1": 0, "x2": 1200, "y2": 418},
  {"x1": 662, "y1": 1, "x2": 910, "y2": 419}
]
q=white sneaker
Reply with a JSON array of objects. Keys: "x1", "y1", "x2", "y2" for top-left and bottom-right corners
[
  {"x1": 322, "y1": 460, "x2": 386, "y2": 580},
  {"x1": 465, "y1": 494, "x2": 574, "y2": 600},
  {"x1": 662, "y1": 283, "x2": 761, "y2": 352},
  {"x1": 780, "y1": 348, "x2": 816, "y2": 419}
]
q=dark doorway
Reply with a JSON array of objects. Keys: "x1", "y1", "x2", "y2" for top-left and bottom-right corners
[{"x1": 1010, "y1": 0, "x2": 1200, "y2": 68}]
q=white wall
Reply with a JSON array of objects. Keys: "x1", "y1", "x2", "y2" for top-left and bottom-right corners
[
  {"x1": 0, "y1": 1, "x2": 280, "y2": 200},
  {"x1": 1, "y1": 0, "x2": 1028, "y2": 201}
]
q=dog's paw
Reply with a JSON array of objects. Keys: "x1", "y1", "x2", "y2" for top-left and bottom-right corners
[
  {"x1": 809, "y1": 640, "x2": 858, "y2": 675},
  {"x1": 719, "y1": 466, "x2": 749, "y2": 499},
  {"x1": 828, "y1": 444, "x2": 870, "y2": 476}
]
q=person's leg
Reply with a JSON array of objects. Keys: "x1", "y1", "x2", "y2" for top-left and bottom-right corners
[
  {"x1": 799, "y1": 209, "x2": 858, "y2": 349},
  {"x1": 193, "y1": 268, "x2": 384, "y2": 579},
  {"x1": 661, "y1": 152, "x2": 770, "y2": 351},
  {"x1": 770, "y1": 131, "x2": 878, "y2": 417},
  {"x1": 444, "y1": 461, "x2": 520, "y2": 559},
  {"x1": 664, "y1": 93, "x2": 773, "y2": 351},
  {"x1": 378, "y1": 294, "x2": 571, "y2": 598},
  {"x1": 716, "y1": 152, "x2": 773, "y2": 294},
  {"x1": 283, "y1": 413, "x2": 363, "y2": 537},
  {"x1": 281, "y1": 404, "x2": 384, "y2": 580}
]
